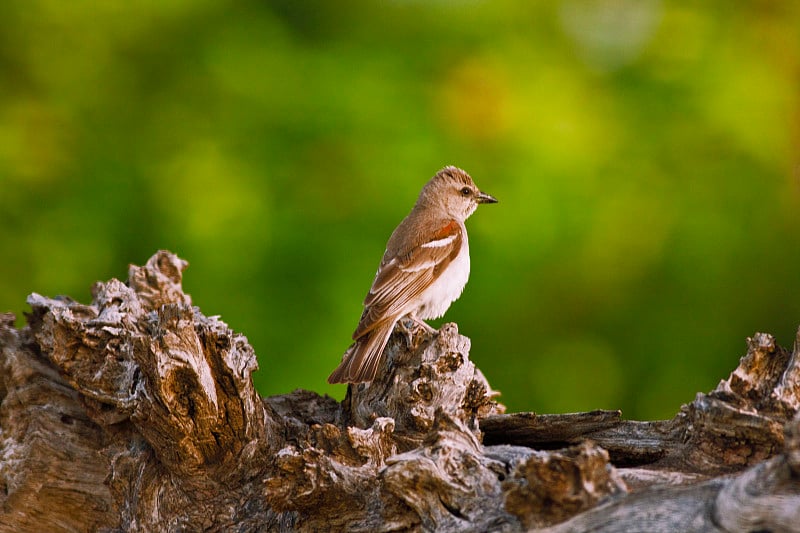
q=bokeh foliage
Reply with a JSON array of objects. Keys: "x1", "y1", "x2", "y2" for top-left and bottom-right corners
[{"x1": 1, "y1": 1, "x2": 798, "y2": 419}]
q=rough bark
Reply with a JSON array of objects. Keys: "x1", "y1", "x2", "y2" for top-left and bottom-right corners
[{"x1": 0, "y1": 250, "x2": 798, "y2": 532}]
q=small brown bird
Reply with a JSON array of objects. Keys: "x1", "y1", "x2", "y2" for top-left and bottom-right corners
[{"x1": 328, "y1": 166, "x2": 497, "y2": 384}]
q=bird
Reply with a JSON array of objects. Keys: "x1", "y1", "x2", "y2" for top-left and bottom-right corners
[{"x1": 327, "y1": 166, "x2": 497, "y2": 384}]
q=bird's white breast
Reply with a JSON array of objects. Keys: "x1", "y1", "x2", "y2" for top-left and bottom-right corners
[{"x1": 415, "y1": 230, "x2": 470, "y2": 320}]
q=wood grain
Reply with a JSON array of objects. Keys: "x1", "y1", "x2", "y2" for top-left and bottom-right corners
[{"x1": 0, "y1": 251, "x2": 798, "y2": 532}]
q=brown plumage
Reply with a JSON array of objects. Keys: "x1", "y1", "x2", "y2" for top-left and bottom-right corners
[{"x1": 328, "y1": 166, "x2": 497, "y2": 384}]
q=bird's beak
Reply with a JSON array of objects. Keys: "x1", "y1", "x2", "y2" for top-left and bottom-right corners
[{"x1": 476, "y1": 191, "x2": 498, "y2": 204}]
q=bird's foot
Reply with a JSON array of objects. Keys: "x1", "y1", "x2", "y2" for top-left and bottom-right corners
[
  {"x1": 397, "y1": 316, "x2": 437, "y2": 349},
  {"x1": 410, "y1": 315, "x2": 437, "y2": 335}
]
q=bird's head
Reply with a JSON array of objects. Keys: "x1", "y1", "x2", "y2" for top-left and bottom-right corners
[{"x1": 417, "y1": 166, "x2": 498, "y2": 220}]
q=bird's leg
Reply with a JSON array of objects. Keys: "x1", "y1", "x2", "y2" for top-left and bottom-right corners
[
  {"x1": 396, "y1": 318, "x2": 416, "y2": 347},
  {"x1": 396, "y1": 314, "x2": 437, "y2": 349},
  {"x1": 408, "y1": 314, "x2": 437, "y2": 334}
]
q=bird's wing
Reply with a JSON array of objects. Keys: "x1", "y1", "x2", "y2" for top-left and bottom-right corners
[{"x1": 353, "y1": 220, "x2": 463, "y2": 340}]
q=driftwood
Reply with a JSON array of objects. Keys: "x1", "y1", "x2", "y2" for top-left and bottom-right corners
[{"x1": 0, "y1": 250, "x2": 798, "y2": 532}]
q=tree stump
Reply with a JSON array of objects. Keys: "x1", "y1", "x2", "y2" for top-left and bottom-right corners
[{"x1": 0, "y1": 251, "x2": 798, "y2": 532}]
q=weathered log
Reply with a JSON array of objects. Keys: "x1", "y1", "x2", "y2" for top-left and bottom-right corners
[{"x1": 0, "y1": 250, "x2": 798, "y2": 532}]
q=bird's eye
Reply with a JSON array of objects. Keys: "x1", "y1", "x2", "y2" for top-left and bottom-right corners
[{"x1": 460, "y1": 187, "x2": 472, "y2": 196}]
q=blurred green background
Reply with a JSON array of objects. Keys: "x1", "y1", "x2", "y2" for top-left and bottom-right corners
[{"x1": 1, "y1": 1, "x2": 798, "y2": 420}]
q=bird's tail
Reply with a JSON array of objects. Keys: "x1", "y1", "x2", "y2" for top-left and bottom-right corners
[{"x1": 327, "y1": 321, "x2": 396, "y2": 384}]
